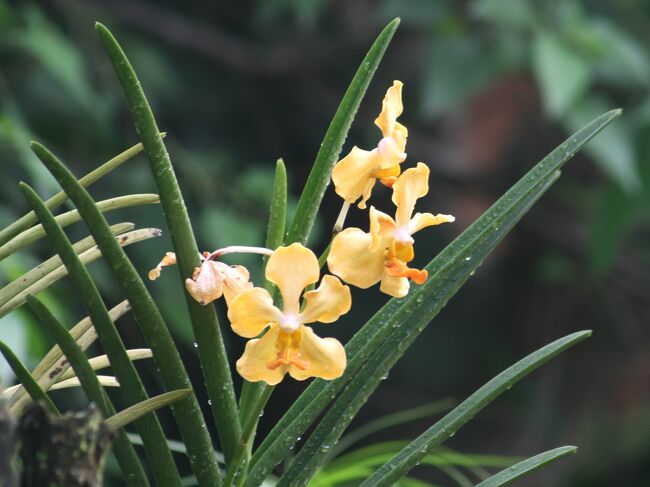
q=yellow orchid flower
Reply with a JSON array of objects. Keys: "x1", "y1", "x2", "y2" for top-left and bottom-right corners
[
  {"x1": 332, "y1": 80, "x2": 408, "y2": 209},
  {"x1": 328, "y1": 163, "x2": 454, "y2": 298},
  {"x1": 228, "y1": 243, "x2": 351, "y2": 385}
]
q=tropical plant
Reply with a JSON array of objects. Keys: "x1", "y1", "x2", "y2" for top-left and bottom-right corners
[{"x1": 0, "y1": 17, "x2": 620, "y2": 486}]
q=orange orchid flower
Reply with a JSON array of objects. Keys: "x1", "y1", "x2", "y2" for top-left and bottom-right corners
[{"x1": 328, "y1": 163, "x2": 454, "y2": 298}]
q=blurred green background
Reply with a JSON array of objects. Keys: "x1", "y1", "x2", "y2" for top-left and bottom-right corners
[{"x1": 1, "y1": 0, "x2": 650, "y2": 485}]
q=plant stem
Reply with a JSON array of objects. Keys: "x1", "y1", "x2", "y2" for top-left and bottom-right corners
[{"x1": 96, "y1": 22, "x2": 242, "y2": 464}]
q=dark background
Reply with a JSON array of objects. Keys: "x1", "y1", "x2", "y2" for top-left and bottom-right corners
[{"x1": 1, "y1": 0, "x2": 649, "y2": 485}]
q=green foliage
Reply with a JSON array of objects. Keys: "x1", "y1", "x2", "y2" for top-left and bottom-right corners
[{"x1": 0, "y1": 10, "x2": 625, "y2": 487}]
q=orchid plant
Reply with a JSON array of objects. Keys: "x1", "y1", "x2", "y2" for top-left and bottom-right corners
[{"x1": 0, "y1": 17, "x2": 621, "y2": 487}]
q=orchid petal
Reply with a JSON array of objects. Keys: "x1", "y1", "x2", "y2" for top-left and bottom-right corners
[
  {"x1": 222, "y1": 265, "x2": 253, "y2": 306},
  {"x1": 236, "y1": 325, "x2": 286, "y2": 385},
  {"x1": 328, "y1": 228, "x2": 385, "y2": 288},
  {"x1": 185, "y1": 260, "x2": 226, "y2": 305},
  {"x1": 332, "y1": 146, "x2": 381, "y2": 208},
  {"x1": 288, "y1": 326, "x2": 346, "y2": 381},
  {"x1": 380, "y1": 275, "x2": 410, "y2": 298},
  {"x1": 265, "y1": 244, "x2": 320, "y2": 315},
  {"x1": 369, "y1": 206, "x2": 397, "y2": 250},
  {"x1": 409, "y1": 212, "x2": 455, "y2": 235},
  {"x1": 392, "y1": 163, "x2": 430, "y2": 230},
  {"x1": 375, "y1": 80, "x2": 405, "y2": 138},
  {"x1": 227, "y1": 287, "x2": 282, "y2": 338},
  {"x1": 300, "y1": 275, "x2": 351, "y2": 324}
]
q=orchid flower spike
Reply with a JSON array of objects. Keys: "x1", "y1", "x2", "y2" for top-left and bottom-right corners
[
  {"x1": 228, "y1": 243, "x2": 351, "y2": 385},
  {"x1": 328, "y1": 163, "x2": 454, "y2": 298},
  {"x1": 332, "y1": 80, "x2": 408, "y2": 209}
]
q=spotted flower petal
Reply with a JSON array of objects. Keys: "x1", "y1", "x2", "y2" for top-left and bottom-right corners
[
  {"x1": 300, "y1": 275, "x2": 352, "y2": 324},
  {"x1": 227, "y1": 287, "x2": 282, "y2": 338},
  {"x1": 287, "y1": 326, "x2": 346, "y2": 381},
  {"x1": 265, "y1": 243, "x2": 319, "y2": 315},
  {"x1": 328, "y1": 228, "x2": 385, "y2": 288}
]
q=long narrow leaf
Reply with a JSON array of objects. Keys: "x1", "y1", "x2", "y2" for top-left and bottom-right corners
[
  {"x1": 0, "y1": 222, "x2": 133, "y2": 304},
  {"x1": 106, "y1": 389, "x2": 192, "y2": 430},
  {"x1": 96, "y1": 21, "x2": 241, "y2": 466},
  {"x1": 49, "y1": 375, "x2": 120, "y2": 391},
  {"x1": 0, "y1": 193, "x2": 159, "y2": 260},
  {"x1": 329, "y1": 399, "x2": 455, "y2": 460},
  {"x1": 285, "y1": 18, "x2": 400, "y2": 245},
  {"x1": 9, "y1": 300, "x2": 130, "y2": 413},
  {"x1": 5, "y1": 373, "x2": 122, "y2": 396},
  {"x1": 0, "y1": 228, "x2": 161, "y2": 318},
  {"x1": 30, "y1": 141, "x2": 222, "y2": 484},
  {"x1": 25, "y1": 294, "x2": 149, "y2": 487},
  {"x1": 0, "y1": 137, "x2": 165, "y2": 246},
  {"x1": 474, "y1": 446, "x2": 577, "y2": 487},
  {"x1": 0, "y1": 340, "x2": 58, "y2": 413},
  {"x1": 358, "y1": 334, "x2": 589, "y2": 486},
  {"x1": 20, "y1": 181, "x2": 183, "y2": 485},
  {"x1": 248, "y1": 109, "x2": 621, "y2": 485},
  {"x1": 58, "y1": 349, "x2": 153, "y2": 381}
]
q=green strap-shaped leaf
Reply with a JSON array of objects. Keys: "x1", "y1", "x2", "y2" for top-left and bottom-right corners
[
  {"x1": 0, "y1": 228, "x2": 161, "y2": 319},
  {"x1": 9, "y1": 300, "x2": 130, "y2": 415},
  {"x1": 285, "y1": 18, "x2": 400, "y2": 245},
  {"x1": 29, "y1": 141, "x2": 221, "y2": 485},
  {"x1": 329, "y1": 399, "x2": 455, "y2": 461},
  {"x1": 106, "y1": 389, "x2": 192, "y2": 430},
  {"x1": 59, "y1": 349, "x2": 152, "y2": 381},
  {"x1": 0, "y1": 137, "x2": 164, "y2": 247},
  {"x1": 266, "y1": 158, "x2": 287, "y2": 256},
  {"x1": 474, "y1": 446, "x2": 577, "y2": 487},
  {"x1": 247, "y1": 109, "x2": 621, "y2": 485},
  {"x1": 25, "y1": 294, "x2": 149, "y2": 487},
  {"x1": 358, "y1": 335, "x2": 588, "y2": 486},
  {"x1": 95, "y1": 21, "x2": 241, "y2": 466},
  {"x1": 0, "y1": 193, "x2": 159, "y2": 260},
  {"x1": 0, "y1": 340, "x2": 58, "y2": 414},
  {"x1": 20, "y1": 182, "x2": 182, "y2": 486},
  {"x1": 0, "y1": 222, "x2": 133, "y2": 304}
]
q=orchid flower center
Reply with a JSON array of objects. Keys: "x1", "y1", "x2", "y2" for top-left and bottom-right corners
[
  {"x1": 376, "y1": 136, "x2": 395, "y2": 157},
  {"x1": 394, "y1": 227, "x2": 414, "y2": 244},
  {"x1": 279, "y1": 313, "x2": 301, "y2": 333}
]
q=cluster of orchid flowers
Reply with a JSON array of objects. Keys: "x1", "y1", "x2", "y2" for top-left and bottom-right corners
[{"x1": 150, "y1": 81, "x2": 454, "y2": 385}]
